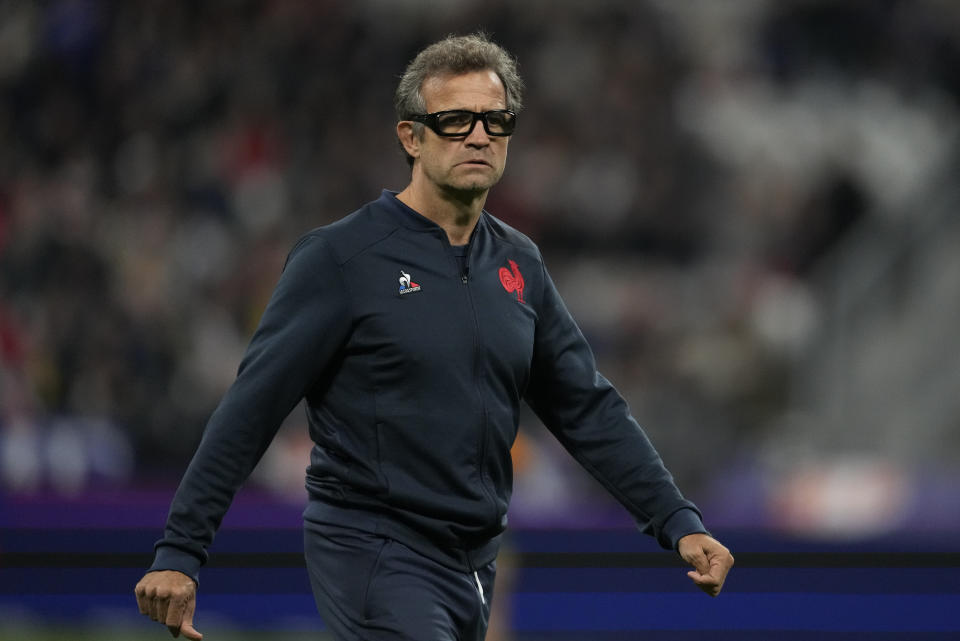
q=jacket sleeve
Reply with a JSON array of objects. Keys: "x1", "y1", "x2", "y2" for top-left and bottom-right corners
[
  {"x1": 149, "y1": 233, "x2": 351, "y2": 582},
  {"x1": 524, "y1": 260, "x2": 707, "y2": 550}
]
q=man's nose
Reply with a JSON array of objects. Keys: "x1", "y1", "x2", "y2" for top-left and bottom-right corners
[{"x1": 464, "y1": 119, "x2": 490, "y2": 146}]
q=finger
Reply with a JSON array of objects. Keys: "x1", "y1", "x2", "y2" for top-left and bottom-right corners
[
  {"x1": 704, "y1": 549, "x2": 734, "y2": 583},
  {"x1": 687, "y1": 570, "x2": 722, "y2": 596},
  {"x1": 155, "y1": 594, "x2": 170, "y2": 625},
  {"x1": 135, "y1": 585, "x2": 151, "y2": 616},
  {"x1": 686, "y1": 567, "x2": 718, "y2": 584},
  {"x1": 683, "y1": 546, "x2": 710, "y2": 575},
  {"x1": 690, "y1": 555, "x2": 730, "y2": 595},
  {"x1": 165, "y1": 596, "x2": 186, "y2": 632},
  {"x1": 146, "y1": 586, "x2": 159, "y2": 621},
  {"x1": 180, "y1": 598, "x2": 203, "y2": 641}
]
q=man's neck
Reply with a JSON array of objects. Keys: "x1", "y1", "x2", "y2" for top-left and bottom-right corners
[{"x1": 396, "y1": 180, "x2": 487, "y2": 246}]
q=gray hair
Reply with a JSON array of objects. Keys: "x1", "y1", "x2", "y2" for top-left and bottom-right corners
[{"x1": 395, "y1": 32, "x2": 524, "y2": 166}]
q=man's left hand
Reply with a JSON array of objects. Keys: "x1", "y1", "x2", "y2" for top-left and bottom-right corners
[{"x1": 677, "y1": 533, "x2": 734, "y2": 597}]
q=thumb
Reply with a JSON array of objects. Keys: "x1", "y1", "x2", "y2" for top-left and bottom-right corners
[
  {"x1": 179, "y1": 598, "x2": 203, "y2": 641},
  {"x1": 683, "y1": 547, "x2": 710, "y2": 575},
  {"x1": 179, "y1": 623, "x2": 203, "y2": 641}
]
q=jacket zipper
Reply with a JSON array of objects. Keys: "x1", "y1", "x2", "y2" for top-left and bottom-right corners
[{"x1": 440, "y1": 230, "x2": 498, "y2": 527}]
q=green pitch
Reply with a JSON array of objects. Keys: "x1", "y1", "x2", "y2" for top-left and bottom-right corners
[{"x1": 0, "y1": 624, "x2": 332, "y2": 641}]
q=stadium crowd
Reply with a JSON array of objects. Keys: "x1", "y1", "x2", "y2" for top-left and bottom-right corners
[{"x1": 1, "y1": 0, "x2": 958, "y2": 523}]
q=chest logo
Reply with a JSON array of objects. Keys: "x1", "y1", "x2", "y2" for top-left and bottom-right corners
[
  {"x1": 498, "y1": 259, "x2": 525, "y2": 304},
  {"x1": 398, "y1": 270, "x2": 422, "y2": 295}
]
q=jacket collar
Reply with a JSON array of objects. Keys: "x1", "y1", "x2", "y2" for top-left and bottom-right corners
[{"x1": 378, "y1": 189, "x2": 488, "y2": 238}]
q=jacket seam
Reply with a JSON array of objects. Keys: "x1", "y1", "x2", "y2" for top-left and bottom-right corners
[
  {"x1": 314, "y1": 235, "x2": 359, "y2": 324},
  {"x1": 336, "y1": 227, "x2": 404, "y2": 267}
]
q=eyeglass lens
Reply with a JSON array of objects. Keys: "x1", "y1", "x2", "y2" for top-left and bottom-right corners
[{"x1": 436, "y1": 111, "x2": 514, "y2": 135}]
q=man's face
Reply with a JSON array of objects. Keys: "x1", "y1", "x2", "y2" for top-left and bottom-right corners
[{"x1": 410, "y1": 70, "x2": 511, "y2": 196}]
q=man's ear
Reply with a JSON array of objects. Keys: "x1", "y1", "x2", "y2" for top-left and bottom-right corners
[{"x1": 397, "y1": 122, "x2": 421, "y2": 160}]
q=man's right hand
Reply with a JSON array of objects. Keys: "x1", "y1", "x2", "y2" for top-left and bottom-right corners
[{"x1": 135, "y1": 570, "x2": 203, "y2": 640}]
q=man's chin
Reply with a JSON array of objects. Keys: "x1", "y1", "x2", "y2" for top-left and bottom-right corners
[{"x1": 448, "y1": 175, "x2": 501, "y2": 195}]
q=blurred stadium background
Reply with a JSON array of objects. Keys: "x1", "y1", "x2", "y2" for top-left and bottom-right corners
[{"x1": 1, "y1": 0, "x2": 958, "y2": 639}]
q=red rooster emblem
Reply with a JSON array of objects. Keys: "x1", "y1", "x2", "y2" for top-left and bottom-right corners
[{"x1": 498, "y1": 259, "x2": 525, "y2": 303}]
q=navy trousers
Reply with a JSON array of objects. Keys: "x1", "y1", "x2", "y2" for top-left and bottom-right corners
[{"x1": 304, "y1": 520, "x2": 496, "y2": 640}]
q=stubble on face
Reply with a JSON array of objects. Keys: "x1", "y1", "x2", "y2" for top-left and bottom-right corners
[{"x1": 416, "y1": 71, "x2": 510, "y2": 199}]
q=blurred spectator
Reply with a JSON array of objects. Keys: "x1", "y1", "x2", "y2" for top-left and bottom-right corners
[{"x1": 1, "y1": 0, "x2": 958, "y2": 536}]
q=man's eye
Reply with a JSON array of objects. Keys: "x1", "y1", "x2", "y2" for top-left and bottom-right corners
[
  {"x1": 438, "y1": 113, "x2": 472, "y2": 128},
  {"x1": 487, "y1": 114, "x2": 508, "y2": 128}
]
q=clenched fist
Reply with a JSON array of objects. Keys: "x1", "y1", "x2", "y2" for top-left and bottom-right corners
[{"x1": 134, "y1": 570, "x2": 203, "y2": 639}]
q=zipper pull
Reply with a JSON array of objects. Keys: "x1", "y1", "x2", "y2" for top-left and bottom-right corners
[{"x1": 461, "y1": 274, "x2": 468, "y2": 284}]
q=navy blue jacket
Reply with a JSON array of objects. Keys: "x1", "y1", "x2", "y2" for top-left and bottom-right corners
[{"x1": 151, "y1": 191, "x2": 706, "y2": 580}]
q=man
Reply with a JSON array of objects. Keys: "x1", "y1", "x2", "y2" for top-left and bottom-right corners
[{"x1": 135, "y1": 33, "x2": 733, "y2": 641}]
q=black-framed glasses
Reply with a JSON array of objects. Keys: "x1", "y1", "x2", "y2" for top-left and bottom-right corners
[{"x1": 408, "y1": 110, "x2": 517, "y2": 137}]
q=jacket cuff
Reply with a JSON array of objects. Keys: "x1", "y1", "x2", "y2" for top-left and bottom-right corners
[
  {"x1": 661, "y1": 507, "x2": 709, "y2": 551},
  {"x1": 148, "y1": 544, "x2": 204, "y2": 586}
]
